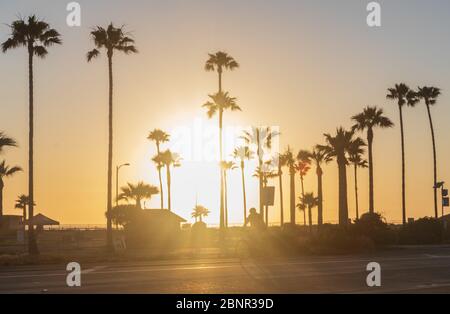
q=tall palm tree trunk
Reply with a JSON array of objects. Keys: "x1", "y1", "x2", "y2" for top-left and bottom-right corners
[
  {"x1": 27, "y1": 46, "x2": 38, "y2": 255},
  {"x1": 219, "y1": 111, "x2": 225, "y2": 229},
  {"x1": 278, "y1": 168, "x2": 284, "y2": 226},
  {"x1": 317, "y1": 167, "x2": 323, "y2": 226},
  {"x1": 308, "y1": 206, "x2": 312, "y2": 233},
  {"x1": 289, "y1": 172, "x2": 295, "y2": 224},
  {"x1": 136, "y1": 198, "x2": 142, "y2": 209},
  {"x1": 300, "y1": 175, "x2": 306, "y2": 226},
  {"x1": 426, "y1": 104, "x2": 438, "y2": 218},
  {"x1": 158, "y1": 167, "x2": 164, "y2": 209},
  {"x1": 264, "y1": 179, "x2": 269, "y2": 227},
  {"x1": 257, "y1": 132, "x2": 263, "y2": 217},
  {"x1": 337, "y1": 157, "x2": 349, "y2": 226},
  {"x1": 166, "y1": 165, "x2": 171, "y2": 211},
  {"x1": 398, "y1": 105, "x2": 407, "y2": 224},
  {"x1": 0, "y1": 181, "x2": 3, "y2": 217},
  {"x1": 240, "y1": 164, "x2": 247, "y2": 225},
  {"x1": 156, "y1": 143, "x2": 164, "y2": 210},
  {"x1": 106, "y1": 54, "x2": 114, "y2": 251},
  {"x1": 367, "y1": 128, "x2": 374, "y2": 214},
  {"x1": 217, "y1": 69, "x2": 225, "y2": 230},
  {"x1": 224, "y1": 170, "x2": 228, "y2": 227},
  {"x1": 354, "y1": 164, "x2": 359, "y2": 220}
]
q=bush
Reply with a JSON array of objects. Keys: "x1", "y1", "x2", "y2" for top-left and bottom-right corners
[
  {"x1": 309, "y1": 224, "x2": 375, "y2": 254},
  {"x1": 398, "y1": 217, "x2": 443, "y2": 244},
  {"x1": 190, "y1": 222, "x2": 208, "y2": 248},
  {"x1": 352, "y1": 212, "x2": 395, "y2": 246}
]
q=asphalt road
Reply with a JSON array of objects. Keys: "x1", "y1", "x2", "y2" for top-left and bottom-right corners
[{"x1": 1, "y1": 246, "x2": 450, "y2": 293}]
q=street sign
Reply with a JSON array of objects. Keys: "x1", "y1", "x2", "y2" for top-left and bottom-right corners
[
  {"x1": 443, "y1": 197, "x2": 449, "y2": 207},
  {"x1": 443, "y1": 189, "x2": 448, "y2": 197},
  {"x1": 261, "y1": 186, "x2": 275, "y2": 206}
]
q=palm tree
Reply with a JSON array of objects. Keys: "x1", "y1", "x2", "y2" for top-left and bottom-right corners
[
  {"x1": 352, "y1": 106, "x2": 393, "y2": 214},
  {"x1": 307, "y1": 146, "x2": 332, "y2": 226},
  {"x1": 348, "y1": 138, "x2": 368, "y2": 220},
  {"x1": 203, "y1": 92, "x2": 240, "y2": 228},
  {"x1": 233, "y1": 146, "x2": 253, "y2": 224},
  {"x1": 87, "y1": 23, "x2": 137, "y2": 250},
  {"x1": 295, "y1": 151, "x2": 311, "y2": 227},
  {"x1": 284, "y1": 147, "x2": 297, "y2": 225},
  {"x1": 417, "y1": 86, "x2": 441, "y2": 218},
  {"x1": 295, "y1": 162, "x2": 310, "y2": 227},
  {"x1": 148, "y1": 129, "x2": 170, "y2": 209},
  {"x1": 221, "y1": 161, "x2": 237, "y2": 227},
  {"x1": 205, "y1": 51, "x2": 239, "y2": 93},
  {"x1": 296, "y1": 150, "x2": 311, "y2": 204},
  {"x1": 242, "y1": 127, "x2": 279, "y2": 217},
  {"x1": 387, "y1": 83, "x2": 419, "y2": 224},
  {"x1": 274, "y1": 153, "x2": 288, "y2": 226},
  {"x1": 204, "y1": 51, "x2": 239, "y2": 231},
  {"x1": 108, "y1": 204, "x2": 137, "y2": 229},
  {"x1": 0, "y1": 161, "x2": 22, "y2": 217},
  {"x1": 0, "y1": 132, "x2": 17, "y2": 153},
  {"x1": 2, "y1": 15, "x2": 61, "y2": 255},
  {"x1": 15, "y1": 194, "x2": 32, "y2": 222},
  {"x1": 156, "y1": 149, "x2": 181, "y2": 211},
  {"x1": 299, "y1": 192, "x2": 319, "y2": 232},
  {"x1": 295, "y1": 202, "x2": 307, "y2": 226},
  {"x1": 318, "y1": 128, "x2": 359, "y2": 226},
  {"x1": 192, "y1": 205, "x2": 210, "y2": 223},
  {"x1": 118, "y1": 181, "x2": 159, "y2": 209}
]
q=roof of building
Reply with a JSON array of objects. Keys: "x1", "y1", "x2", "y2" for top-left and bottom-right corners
[
  {"x1": 142, "y1": 209, "x2": 187, "y2": 222},
  {"x1": 27, "y1": 213, "x2": 60, "y2": 226}
]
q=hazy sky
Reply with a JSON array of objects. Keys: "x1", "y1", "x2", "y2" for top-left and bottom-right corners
[{"x1": 1, "y1": 0, "x2": 450, "y2": 225}]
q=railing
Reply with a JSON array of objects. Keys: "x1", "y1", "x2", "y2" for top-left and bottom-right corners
[{"x1": 45, "y1": 224, "x2": 106, "y2": 231}]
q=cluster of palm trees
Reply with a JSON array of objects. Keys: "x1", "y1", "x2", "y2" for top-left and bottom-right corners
[
  {"x1": 0, "y1": 14, "x2": 443, "y2": 255},
  {"x1": 0, "y1": 133, "x2": 22, "y2": 218},
  {"x1": 117, "y1": 181, "x2": 159, "y2": 209},
  {"x1": 387, "y1": 84, "x2": 442, "y2": 223},
  {"x1": 191, "y1": 205, "x2": 210, "y2": 224},
  {"x1": 0, "y1": 133, "x2": 32, "y2": 234},
  {"x1": 1, "y1": 15, "x2": 62, "y2": 254},
  {"x1": 201, "y1": 78, "x2": 443, "y2": 230},
  {"x1": 196, "y1": 50, "x2": 392, "y2": 229},
  {"x1": 148, "y1": 130, "x2": 181, "y2": 212},
  {"x1": 1, "y1": 15, "x2": 140, "y2": 253}
]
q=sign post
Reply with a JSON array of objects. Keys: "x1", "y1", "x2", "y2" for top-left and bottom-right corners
[
  {"x1": 261, "y1": 186, "x2": 275, "y2": 206},
  {"x1": 261, "y1": 186, "x2": 275, "y2": 226},
  {"x1": 436, "y1": 182, "x2": 447, "y2": 217}
]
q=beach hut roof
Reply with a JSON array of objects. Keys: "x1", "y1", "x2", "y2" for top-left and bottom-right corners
[{"x1": 27, "y1": 213, "x2": 60, "y2": 226}]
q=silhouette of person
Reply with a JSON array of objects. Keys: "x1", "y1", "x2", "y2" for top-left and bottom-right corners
[{"x1": 245, "y1": 207, "x2": 265, "y2": 230}]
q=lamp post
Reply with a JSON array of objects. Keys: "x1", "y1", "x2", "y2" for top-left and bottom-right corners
[{"x1": 116, "y1": 163, "x2": 130, "y2": 206}]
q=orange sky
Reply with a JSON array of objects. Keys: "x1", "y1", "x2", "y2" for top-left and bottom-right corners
[{"x1": 1, "y1": 0, "x2": 450, "y2": 225}]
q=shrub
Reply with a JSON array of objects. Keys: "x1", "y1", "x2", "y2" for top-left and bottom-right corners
[
  {"x1": 309, "y1": 224, "x2": 375, "y2": 254},
  {"x1": 352, "y1": 212, "x2": 395, "y2": 246},
  {"x1": 398, "y1": 217, "x2": 443, "y2": 244}
]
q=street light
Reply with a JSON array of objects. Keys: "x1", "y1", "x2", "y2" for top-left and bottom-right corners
[{"x1": 116, "y1": 163, "x2": 130, "y2": 206}]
